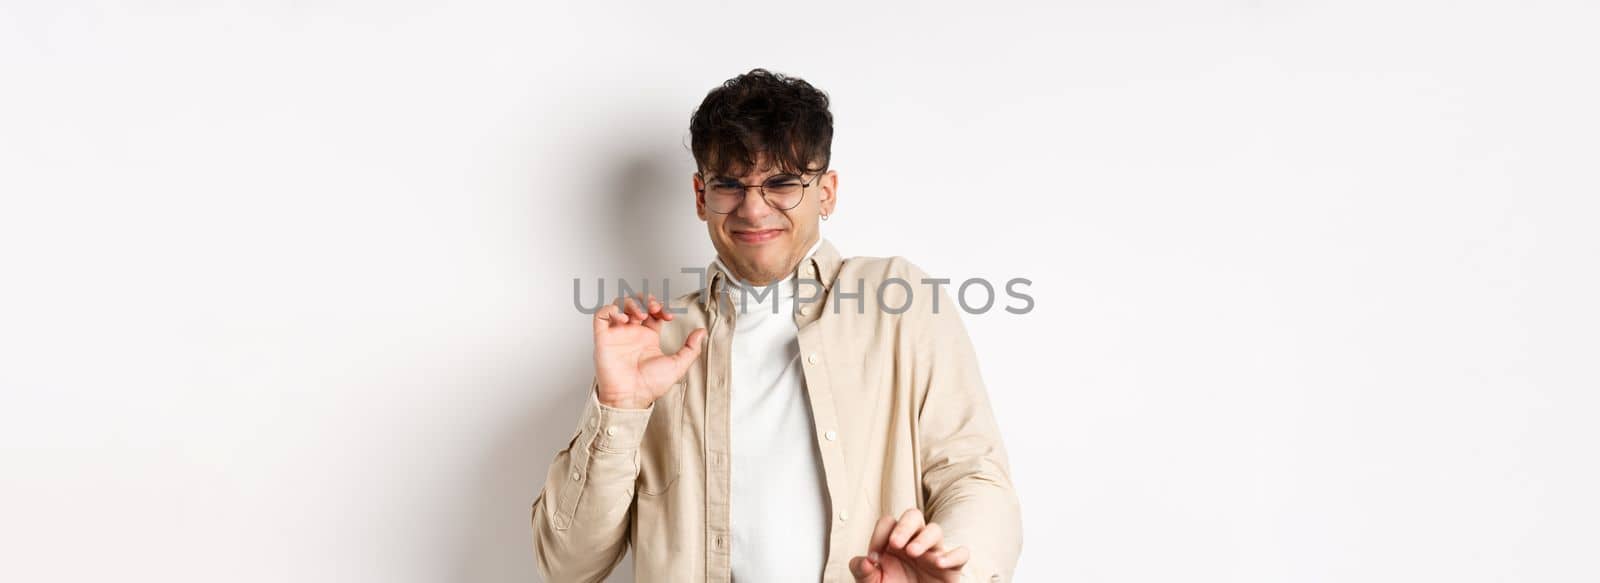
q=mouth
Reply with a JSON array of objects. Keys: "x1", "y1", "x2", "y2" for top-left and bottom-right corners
[{"x1": 730, "y1": 228, "x2": 785, "y2": 245}]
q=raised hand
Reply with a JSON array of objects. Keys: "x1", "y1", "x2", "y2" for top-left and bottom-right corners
[
  {"x1": 849, "y1": 509, "x2": 970, "y2": 583},
  {"x1": 592, "y1": 292, "x2": 707, "y2": 410}
]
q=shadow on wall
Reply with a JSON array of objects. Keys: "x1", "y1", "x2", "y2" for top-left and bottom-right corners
[{"x1": 453, "y1": 130, "x2": 707, "y2": 582}]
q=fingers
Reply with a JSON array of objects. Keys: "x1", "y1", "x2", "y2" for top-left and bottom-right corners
[
  {"x1": 847, "y1": 553, "x2": 881, "y2": 581},
  {"x1": 593, "y1": 304, "x2": 625, "y2": 335},
  {"x1": 641, "y1": 294, "x2": 672, "y2": 332},
  {"x1": 904, "y1": 522, "x2": 942, "y2": 558},
  {"x1": 887, "y1": 508, "x2": 926, "y2": 553},
  {"x1": 930, "y1": 544, "x2": 969, "y2": 570},
  {"x1": 867, "y1": 514, "x2": 895, "y2": 553},
  {"x1": 607, "y1": 295, "x2": 641, "y2": 327},
  {"x1": 872, "y1": 508, "x2": 963, "y2": 574},
  {"x1": 622, "y1": 295, "x2": 647, "y2": 322},
  {"x1": 597, "y1": 293, "x2": 674, "y2": 334},
  {"x1": 648, "y1": 294, "x2": 674, "y2": 320}
]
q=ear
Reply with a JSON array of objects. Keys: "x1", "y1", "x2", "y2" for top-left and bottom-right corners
[
  {"x1": 818, "y1": 170, "x2": 839, "y2": 217},
  {"x1": 693, "y1": 173, "x2": 708, "y2": 221}
]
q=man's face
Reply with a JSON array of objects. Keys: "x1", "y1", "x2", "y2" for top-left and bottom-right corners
[{"x1": 694, "y1": 152, "x2": 837, "y2": 287}]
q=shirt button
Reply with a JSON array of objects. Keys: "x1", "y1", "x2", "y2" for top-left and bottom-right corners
[
  {"x1": 824, "y1": 430, "x2": 837, "y2": 441},
  {"x1": 605, "y1": 426, "x2": 617, "y2": 436},
  {"x1": 838, "y1": 511, "x2": 849, "y2": 521},
  {"x1": 798, "y1": 306, "x2": 810, "y2": 315},
  {"x1": 807, "y1": 353, "x2": 819, "y2": 364},
  {"x1": 570, "y1": 472, "x2": 581, "y2": 481}
]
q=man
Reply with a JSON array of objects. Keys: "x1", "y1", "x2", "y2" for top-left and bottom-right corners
[{"x1": 531, "y1": 68, "x2": 1022, "y2": 583}]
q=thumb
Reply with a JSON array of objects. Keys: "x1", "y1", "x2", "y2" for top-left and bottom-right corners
[
  {"x1": 848, "y1": 553, "x2": 881, "y2": 582},
  {"x1": 668, "y1": 327, "x2": 707, "y2": 372}
]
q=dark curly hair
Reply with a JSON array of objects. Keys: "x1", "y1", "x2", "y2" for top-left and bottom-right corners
[{"x1": 689, "y1": 68, "x2": 833, "y2": 179}]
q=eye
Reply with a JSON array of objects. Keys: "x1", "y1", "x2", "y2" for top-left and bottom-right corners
[{"x1": 764, "y1": 175, "x2": 803, "y2": 187}]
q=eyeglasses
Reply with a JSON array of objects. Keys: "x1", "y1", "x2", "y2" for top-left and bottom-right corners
[{"x1": 696, "y1": 170, "x2": 825, "y2": 214}]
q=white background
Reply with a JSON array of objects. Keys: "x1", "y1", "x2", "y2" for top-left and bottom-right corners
[{"x1": 3, "y1": 1, "x2": 1597, "y2": 581}]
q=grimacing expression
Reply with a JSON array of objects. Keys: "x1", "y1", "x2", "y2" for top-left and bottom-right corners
[{"x1": 694, "y1": 153, "x2": 837, "y2": 287}]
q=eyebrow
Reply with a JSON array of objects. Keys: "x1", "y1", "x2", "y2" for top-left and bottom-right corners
[{"x1": 708, "y1": 172, "x2": 801, "y2": 182}]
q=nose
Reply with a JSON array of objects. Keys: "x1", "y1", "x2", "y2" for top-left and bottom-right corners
[{"x1": 733, "y1": 185, "x2": 774, "y2": 220}]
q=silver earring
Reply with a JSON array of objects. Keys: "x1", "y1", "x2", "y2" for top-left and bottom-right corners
[{"x1": 821, "y1": 212, "x2": 830, "y2": 221}]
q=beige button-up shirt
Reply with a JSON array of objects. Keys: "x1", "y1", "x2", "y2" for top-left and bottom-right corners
[{"x1": 531, "y1": 238, "x2": 1023, "y2": 582}]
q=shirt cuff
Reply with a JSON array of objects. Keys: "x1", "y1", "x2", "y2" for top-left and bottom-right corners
[{"x1": 585, "y1": 383, "x2": 654, "y2": 452}]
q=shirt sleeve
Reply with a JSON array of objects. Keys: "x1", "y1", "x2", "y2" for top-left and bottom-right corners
[
  {"x1": 530, "y1": 377, "x2": 654, "y2": 582},
  {"x1": 904, "y1": 259, "x2": 1024, "y2": 583}
]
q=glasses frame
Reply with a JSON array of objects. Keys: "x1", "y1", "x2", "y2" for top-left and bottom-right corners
[{"x1": 696, "y1": 169, "x2": 827, "y2": 214}]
